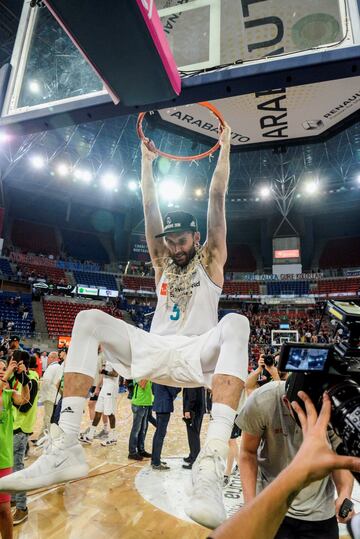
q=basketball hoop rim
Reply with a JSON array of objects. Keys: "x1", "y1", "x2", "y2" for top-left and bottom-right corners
[{"x1": 136, "y1": 102, "x2": 226, "y2": 161}]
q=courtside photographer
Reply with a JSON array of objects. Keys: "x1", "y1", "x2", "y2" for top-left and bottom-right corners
[
  {"x1": 209, "y1": 390, "x2": 360, "y2": 539},
  {"x1": 245, "y1": 351, "x2": 286, "y2": 395}
]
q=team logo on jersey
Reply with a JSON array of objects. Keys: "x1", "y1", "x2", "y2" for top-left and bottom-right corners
[{"x1": 160, "y1": 282, "x2": 168, "y2": 296}]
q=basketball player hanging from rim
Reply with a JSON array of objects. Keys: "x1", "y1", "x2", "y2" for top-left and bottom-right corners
[{"x1": 0, "y1": 123, "x2": 250, "y2": 530}]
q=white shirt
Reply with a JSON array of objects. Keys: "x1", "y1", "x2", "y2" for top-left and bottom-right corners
[
  {"x1": 41, "y1": 355, "x2": 48, "y2": 372},
  {"x1": 40, "y1": 362, "x2": 64, "y2": 403},
  {"x1": 102, "y1": 360, "x2": 119, "y2": 391},
  {"x1": 151, "y1": 262, "x2": 221, "y2": 337}
]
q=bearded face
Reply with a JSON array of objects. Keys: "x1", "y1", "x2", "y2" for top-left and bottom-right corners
[{"x1": 164, "y1": 231, "x2": 199, "y2": 267}]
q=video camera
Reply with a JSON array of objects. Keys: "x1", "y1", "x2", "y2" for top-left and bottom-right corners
[{"x1": 278, "y1": 300, "x2": 360, "y2": 480}]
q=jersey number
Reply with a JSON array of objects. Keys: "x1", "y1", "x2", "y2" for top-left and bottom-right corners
[{"x1": 170, "y1": 304, "x2": 180, "y2": 321}]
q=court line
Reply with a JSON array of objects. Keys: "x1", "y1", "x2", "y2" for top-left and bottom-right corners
[{"x1": 27, "y1": 461, "x2": 142, "y2": 502}]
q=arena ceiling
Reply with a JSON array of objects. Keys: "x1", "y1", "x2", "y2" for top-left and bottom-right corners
[
  {"x1": 0, "y1": 1, "x2": 360, "y2": 224},
  {"x1": 1, "y1": 111, "x2": 360, "y2": 221}
]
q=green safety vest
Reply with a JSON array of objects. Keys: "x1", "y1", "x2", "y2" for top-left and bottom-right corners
[
  {"x1": 13, "y1": 370, "x2": 39, "y2": 434},
  {"x1": 131, "y1": 381, "x2": 153, "y2": 407},
  {"x1": 0, "y1": 389, "x2": 14, "y2": 468}
]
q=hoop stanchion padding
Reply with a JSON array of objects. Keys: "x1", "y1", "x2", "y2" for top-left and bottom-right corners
[{"x1": 43, "y1": 0, "x2": 181, "y2": 107}]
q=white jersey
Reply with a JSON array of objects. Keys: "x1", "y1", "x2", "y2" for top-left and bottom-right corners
[
  {"x1": 150, "y1": 262, "x2": 222, "y2": 337},
  {"x1": 102, "y1": 360, "x2": 119, "y2": 391}
]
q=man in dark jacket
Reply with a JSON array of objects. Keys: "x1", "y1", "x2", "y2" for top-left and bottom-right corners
[
  {"x1": 182, "y1": 387, "x2": 206, "y2": 469},
  {"x1": 151, "y1": 384, "x2": 180, "y2": 470}
]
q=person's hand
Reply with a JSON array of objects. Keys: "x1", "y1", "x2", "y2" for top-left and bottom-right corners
[
  {"x1": 94, "y1": 386, "x2": 100, "y2": 397},
  {"x1": 4, "y1": 359, "x2": 17, "y2": 379},
  {"x1": 266, "y1": 365, "x2": 280, "y2": 380},
  {"x1": 16, "y1": 361, "x2": 26, "y2": 375},
  {"x1": 257, "y1": 355, "x2": 265, "y2": 372},
  {"x1": 219, "y1": 123, "x2": 231, "y2": 148},
  {"x1": 184, "y1": 412, "x2": 191, "y2": 419},
  {"x1": 335, "y1": 494, "x2": 355, "y2": 524},
  {"x1": 139, "y1": 379, "x2": 148, "y2": 389},
  {"x1": 141, "y1": 139, "x2": 157, "y2": 162},
  {"x1": 289, "y1": 392, "x2": 360, "y2": 486}
]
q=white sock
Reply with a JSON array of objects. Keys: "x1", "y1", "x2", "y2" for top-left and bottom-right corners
[
  {"x1": 110, "y1": 427, "x2": 116, "y2": 440},
  {"x1": 205, "y1": 403, "x2": 236, "y2": 458},
  {"x1": 59, "y1": 397, "x2": 86, "y2": 436},
  {"x1": 88, "y1": 426, "x2": 96, "y2": 439},
  {"x1": 103, "y1": 423, "x2": 109, "y2": 432}
]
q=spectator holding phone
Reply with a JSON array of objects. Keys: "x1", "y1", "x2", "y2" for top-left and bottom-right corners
[
  {"x1": 0, "y1": 357, "x2": 30, "y2": 538},
  {"x1": 7, "y1": 350, "x2": 39, "y2": 526}
]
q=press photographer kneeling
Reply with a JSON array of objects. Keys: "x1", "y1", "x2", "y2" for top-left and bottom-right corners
[{"x1": 209, "y1": 300, "x2": 360, "y2": 539}]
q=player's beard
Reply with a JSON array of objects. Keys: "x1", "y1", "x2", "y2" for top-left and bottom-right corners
[{"x1": 171, "y1": 244, "x2": 196, "y2": 268}]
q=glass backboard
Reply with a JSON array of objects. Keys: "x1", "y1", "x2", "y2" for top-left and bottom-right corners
[{"x1": 1, "y1": 0, "x2": 359, "y2": 146}]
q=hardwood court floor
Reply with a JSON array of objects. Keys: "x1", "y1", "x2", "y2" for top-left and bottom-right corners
[
  {"x1": 13, "y1": 393, "x2": 210, "y2": 539},
  {"x1": 13, "y1": 393, "x2": 352, "y2": 539}
]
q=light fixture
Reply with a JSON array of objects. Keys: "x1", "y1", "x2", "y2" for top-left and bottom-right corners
[
  {"x1": 101, "y1": 172, "x2": 118, "y2": 190},
  {"x1": 74, "y1": 168, "x2": 92, "y2": 182},
  {"x1": 28, "y1": 80, "x2": 41, "y2": 94},
  {"x1": 194, "y1": 188, "x2": 203, "y2": 197},
  {"x1": 30, "y1": 154, "x2": 45, "y2": 169},
  {"x1": 56, "y1": 163, "x2": 70, "y2": 177},
  {"x1": 128, "y1": 180, "x2": 138, "y2": 191},
  {"x1": 0, "y1": 132, "x2": 10, "y2": 143},
  {"x1": 304, "y1": 180, "x2": 319, "y2": 195},
  {"x1": 259, "y1": 185, "x2": 271, "y2": 198},
  {"x1": 159, "y1": 179, "x2": 183, "y2": 201}
]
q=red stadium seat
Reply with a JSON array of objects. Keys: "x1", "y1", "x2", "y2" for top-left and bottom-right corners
[{"x1": 43, "y1": 300, "x2": 123, "y2": 337}]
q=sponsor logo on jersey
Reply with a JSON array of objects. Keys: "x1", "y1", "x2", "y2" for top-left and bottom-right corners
[{"x1": 160, "y1": 282, "x2": 168, "y2": 296}]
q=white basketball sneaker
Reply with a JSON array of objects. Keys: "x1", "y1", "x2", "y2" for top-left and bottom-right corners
[
  {"x1": 0, "y1": 424, "x2": 89, "y2": 493},
  {"x1": 185, "y1": 439, "x2": 228, "y2": 529}
]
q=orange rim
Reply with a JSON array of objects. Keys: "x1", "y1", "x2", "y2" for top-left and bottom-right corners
[{"x1": 136, "y1": 102, "x2": 225, "y2": 161}]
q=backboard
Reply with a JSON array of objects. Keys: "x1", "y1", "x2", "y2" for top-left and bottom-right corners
[{"x1": 1, "y1": 0, "x2": 360, "y2": 147}]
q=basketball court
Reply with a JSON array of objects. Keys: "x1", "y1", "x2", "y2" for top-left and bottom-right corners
[
  {"x1": 11, "y1": 394, "x2": 360, "y2": 539},
  {"x1": 1, "y1": 1, "x2": 360, "y2": 538}
]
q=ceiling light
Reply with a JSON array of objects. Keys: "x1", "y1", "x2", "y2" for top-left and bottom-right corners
[
  {"x1": 304, "y1": 181, "x2": 319, "y2": 195},
  {"x1": 259, "y1": 185, "x2": 271, "y2": 198},
  {"x1": 159, "y1": 179, "x2": 183, "y2": 201},
  {"x1": 74, "y1": 168, "x2": 92, "y2": 182},
  {"x1": 101, "y1": 172, "x2": 118, "y2": 190},
  {"x1": 30, "y1": 154, "x2": 45, "y2": 169},
  {"x1": 128, "y1": 180, "x2": 138, "y2": 191},
  {"x1": 56, "y1": 163, "x2": 70, "y2": 177},
  {"x1": 0, "y1": 132, "x2": 11, "y2": 143}
]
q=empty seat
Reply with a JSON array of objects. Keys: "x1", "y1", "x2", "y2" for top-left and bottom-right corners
[
  {"x1": 73, "y1": 271, "x2": 117, "y2": 289},
  {"x1": 314, "y1": 278, "x2": 360, "y2": 296},
  {"x1": 222, "y1": 281, "x2": 260, "y2": 295},
  {"x1": 267, "y1": 281, "x2": 310, "y2": 296},
  {"x1": 122, "y1": 276, "x2": 155, "y2": 292},
  {"x1": 43, "y1": 300, "x2": 123, "y2": 337},
  {"x1": 18, "y1": 263, "x2": 67, "y2": 285}
]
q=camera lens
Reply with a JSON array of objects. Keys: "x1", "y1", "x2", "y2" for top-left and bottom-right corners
[{"x1": 328, "y1": 380, "x2": 360, "y2": 458}]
